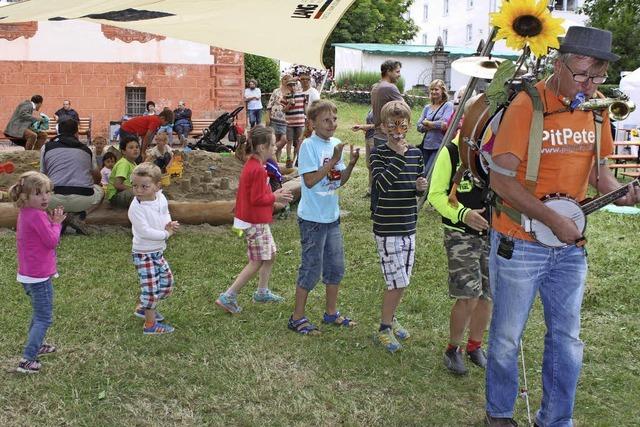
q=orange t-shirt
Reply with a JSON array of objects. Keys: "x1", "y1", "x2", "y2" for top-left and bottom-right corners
[{"x1": 491, "y1": 81, "x2": 613, "y2": 240}]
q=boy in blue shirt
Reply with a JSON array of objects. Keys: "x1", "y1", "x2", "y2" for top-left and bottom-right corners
[{"x1": 288, "y1": 100, "x2": 360, "y2": 335}]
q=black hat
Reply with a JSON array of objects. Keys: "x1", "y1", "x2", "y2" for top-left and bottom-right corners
[{"x1": 559, "y1": 26, "x2": 619, "y2": 62}]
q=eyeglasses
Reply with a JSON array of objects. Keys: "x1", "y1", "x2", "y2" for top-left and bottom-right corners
[{"x1": 563, "y1": 62, "x2": 607, "y2": 84}]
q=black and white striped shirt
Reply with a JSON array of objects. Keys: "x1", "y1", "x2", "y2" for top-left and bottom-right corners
[{"x1": 370, "y1": 144, "x2": 425, "y2": 236}]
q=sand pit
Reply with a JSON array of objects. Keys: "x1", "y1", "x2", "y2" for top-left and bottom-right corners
[
  {"x1": 0, "y1": 148, "x2": 300, "y2": 229},
  {"x1": 0, "y1": 149, "x2": 243, "y2": 203},
  {"x1": 163, "y1": 149, "x2": 243, "y2": 201},
  {"x1": 0, "y1": 150, "x2": 40, "y2": 190}
]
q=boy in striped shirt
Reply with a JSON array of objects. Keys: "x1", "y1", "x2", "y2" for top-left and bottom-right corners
[{"x1": 370, "y1": 101, "x2": 427, "y2": 352}]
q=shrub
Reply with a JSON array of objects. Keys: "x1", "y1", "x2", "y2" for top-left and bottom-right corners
[
  {"x1": 336, "y1": 71, "x2": 405, "y2": 93},
  {"x1": 244, "y1": 54, "x2": 280, "y2": 93},
  {"x1": 599, "y1": 84, "x2": 621, "y2": 98}
]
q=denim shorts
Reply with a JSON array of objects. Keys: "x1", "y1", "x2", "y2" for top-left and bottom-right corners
[
  {"x1": 296, "y1": 218, "x2": 345, "y2": 291},
  {"x1": 270, "y1": 121, "x2": 287, "y2": 136}
]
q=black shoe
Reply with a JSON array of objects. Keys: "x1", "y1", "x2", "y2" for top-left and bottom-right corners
[
  {"x1": 485, "y1": 412, "x2": 518, "y2": 426},
  {"x1": 468, "y1": 347, "x2": 487, "y2": 369},
  {"x1": 443, "y1": 347, "x2": 468, "y2": 375}
]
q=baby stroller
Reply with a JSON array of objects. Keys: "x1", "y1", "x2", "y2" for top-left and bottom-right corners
[{"x1": 189, "y1": 106, "x2": 244, "y2": 153}]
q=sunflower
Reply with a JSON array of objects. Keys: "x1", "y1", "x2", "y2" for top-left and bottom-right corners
[{"x1": 490, "y1": 0, "x2": 565, "y2": 57}]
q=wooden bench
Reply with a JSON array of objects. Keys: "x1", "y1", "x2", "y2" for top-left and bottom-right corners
[
  {"x1": 187, "y1": 119, "x2": 211, "y2": 138},
  {"x1": 608, "y1": 154, "x2": 638, "y2": 161},
  {"x1": 608, "y1": 163, "x2": 640, "y2": 169},
  {"x1": 46, "y1": 117, "x2": 92, "y2": 143},
  {"x1": 614, "y1": 141, "x2": 640, "y2": 146},
  {"x1": 621, "y1": 171, "x2": 640, "y2": 178}
]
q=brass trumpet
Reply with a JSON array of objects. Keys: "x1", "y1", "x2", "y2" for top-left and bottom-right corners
[{"x1": 577, "y1": 96, "x2": 636, "y2": 121}]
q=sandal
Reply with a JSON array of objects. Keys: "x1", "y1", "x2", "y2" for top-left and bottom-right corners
[
  {"x1": 322, "y1": 311, "x2": 357, "y2": 328},
  {"x1": 288, "y1": 316, "x2": 321, "y2": 335}
]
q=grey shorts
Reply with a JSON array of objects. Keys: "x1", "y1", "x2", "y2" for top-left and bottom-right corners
[{"x1": 444, "y1": 229, "x2": 491, "y2": 300}]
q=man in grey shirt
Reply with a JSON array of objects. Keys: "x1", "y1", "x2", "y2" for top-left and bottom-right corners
[
  {"x1": 371, "y1": 60, "x2": 403, "y2": 148},
  {"x1": 41, "y1": 119, "x2": 103, "y2": 235}
]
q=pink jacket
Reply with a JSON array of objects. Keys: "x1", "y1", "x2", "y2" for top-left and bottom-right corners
[{"x1": 16, "y1": 208, "x2": 61, "y2": 278}]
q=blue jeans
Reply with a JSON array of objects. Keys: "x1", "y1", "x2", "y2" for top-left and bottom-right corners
[
  {"x1": 173, "y1": 121, "x2": 191, "y2": 140},
  {"x1": 486, "y1": 231, "x2": 587, "y2": 427},
  {"x1": 21, "y1": 279, "x2": 54, "y2": 361},
  {"x1": 296, "y1": 218, "x2": 345, "y2": 291},
  {"x1": 248, "y1": 109, "x2": 262, "y2": 127}
]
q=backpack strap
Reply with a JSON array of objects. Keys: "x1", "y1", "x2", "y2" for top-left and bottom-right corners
[
  {"x1": 593, "y1": 110, "x2": 603, "y2": 197},
  {"x1": 523, "y1": 83, "x2": 544, "y2": 194}
]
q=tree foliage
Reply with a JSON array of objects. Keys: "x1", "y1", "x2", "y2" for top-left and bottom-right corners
[
  {"x1": 322, "y1": 0, "x2": 419, "y2": 69},
  {"x1": 244, "y1": 54, "x2": 280, "y2": 93},
  {"x1": 580, "y1": 0, "x2": 640, "y2": 83}
]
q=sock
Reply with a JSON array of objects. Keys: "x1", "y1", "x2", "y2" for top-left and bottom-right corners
[
  {"x1": 379, "y1": 323, "x2": 391, "y2": 332},
  {"x1": 446, "y1": 343, "x2": 459, "y2": 352},
  {"x1": 256, "y1": 288, "x2": 268, "y2": 295},
  {"x1": 225, "y1": 290, "x2": 237, "y2": 297},
  {"x1": 144, "y1": 320, "x2": 155, "y2": 329},
  {"x1": 466, "y1": 339, "x2": 482, "y2": 353}
]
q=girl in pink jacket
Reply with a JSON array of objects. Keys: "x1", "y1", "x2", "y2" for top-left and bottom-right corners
[{"x1": 9, "y1": 171, "x2": 66, "y2": 374}]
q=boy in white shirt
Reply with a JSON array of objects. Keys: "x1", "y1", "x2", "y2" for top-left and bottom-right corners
[{"x1": 128, "y1": 163, "x2": 180, "y2": 335}]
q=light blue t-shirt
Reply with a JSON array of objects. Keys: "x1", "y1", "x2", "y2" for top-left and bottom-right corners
[{"x1": 297, "y1": 134, "x2": 346, "y2": 223}]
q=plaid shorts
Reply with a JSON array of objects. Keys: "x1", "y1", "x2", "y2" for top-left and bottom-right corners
[
  {"x1": 132, "y1": 251, "x2": 174, "y2": 309},
  {"x1": 245, "y1": 224, "x2": 276, "y2": 261},
  {"x1": 375, "y1": 234, "x2": 416, "y2": 290}
]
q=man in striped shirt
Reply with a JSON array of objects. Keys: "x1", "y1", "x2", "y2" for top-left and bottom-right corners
[{"x1": 370, "y1": 101, "x2": 427, "y2": 353}]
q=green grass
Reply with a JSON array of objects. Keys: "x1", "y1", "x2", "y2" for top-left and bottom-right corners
[{"x1": 1, "y1": 103, "x2": 639, "y2": 426}]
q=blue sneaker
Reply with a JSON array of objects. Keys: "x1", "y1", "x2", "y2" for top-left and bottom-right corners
[
  {"x1": 375, "y1": 328, "x2": 402, "y2": 353},
  {"x1": 215, "y1": 293, "x2": 242, "y2": 314},
  {"x1": 253, "y1": 289, "x2": 285, "y2": 303},
  {"x1": 392, "y1": 317, "x2": 410, "y2": 340},
  {"x1": 143, "y1": 322, "x2": 175, "y2": 335},
  {"x1": 134, "y1": 305, "x2": 164, "y2": 322}
]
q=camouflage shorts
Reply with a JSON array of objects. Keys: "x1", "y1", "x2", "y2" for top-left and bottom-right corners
[{"x1": 444, "y1": 229, "x2": 491, "y2": 300}]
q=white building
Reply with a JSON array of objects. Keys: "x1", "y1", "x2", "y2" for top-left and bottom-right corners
[
  {"x1": 407, "y1": 0, "x2": 588, "y2": 52},
  {"x1": 333, "y1": 42, "x2": 518, "y2": 93}
]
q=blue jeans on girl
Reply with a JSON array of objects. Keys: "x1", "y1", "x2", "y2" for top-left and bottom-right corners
[{"x1": 21, "y1": 279, "x2": 54, "y2": 361}]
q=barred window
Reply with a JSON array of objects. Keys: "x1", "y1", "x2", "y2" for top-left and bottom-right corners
[{"x1": 125, "y1": 87, "x2": 146, "y2": 116}]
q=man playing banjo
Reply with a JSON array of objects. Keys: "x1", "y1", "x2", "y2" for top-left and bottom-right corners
[{"x1": 485, "y1": 26, "x2": 639, "y2": 426}]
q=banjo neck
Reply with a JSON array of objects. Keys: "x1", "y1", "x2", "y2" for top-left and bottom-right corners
[{"x1": 581, "y1": 178, "x2": 640, "y2": 216}]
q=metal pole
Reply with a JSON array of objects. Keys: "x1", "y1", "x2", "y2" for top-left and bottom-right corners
[{"x1": 417, "y1": 26, "x2": 499, "y2": 210}]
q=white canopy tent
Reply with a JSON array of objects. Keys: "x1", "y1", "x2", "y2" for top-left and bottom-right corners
[
  {"x1": 619, "y1": 67, "x2": 640, "y2": 129},
  {"x1": 0, "y1": 0, "x2": 356, "y2": 68}
]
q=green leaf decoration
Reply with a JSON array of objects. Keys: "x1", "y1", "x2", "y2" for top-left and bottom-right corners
[{"x1": 486, "y1": 60, "x2": 517, "y2": 115}]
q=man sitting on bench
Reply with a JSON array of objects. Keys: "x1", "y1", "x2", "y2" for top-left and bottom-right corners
[{"x1": 4, "y1": 95, "x2": 48, "y2": 150}]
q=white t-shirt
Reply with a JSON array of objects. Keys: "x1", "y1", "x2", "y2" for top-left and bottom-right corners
[
  {"x1": 303, "y1": 87, "x2": 321, "y2": 108},
  {"x1": 244, "y1": 88, "x2": 263, "y2": 110}
]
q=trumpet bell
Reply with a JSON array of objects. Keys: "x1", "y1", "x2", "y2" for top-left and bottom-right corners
[{"x1": 609, "y1": 100, "x2": 635, "y2": 121}]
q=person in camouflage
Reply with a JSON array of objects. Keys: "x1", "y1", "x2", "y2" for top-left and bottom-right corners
[{"x1": 427, "y1": 137, "x2": 492, "y2": 376}]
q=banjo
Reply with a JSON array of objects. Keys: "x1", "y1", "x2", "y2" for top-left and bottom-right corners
[{"x1": 521, "y1": 178, "x2": 640, "y2": 248}]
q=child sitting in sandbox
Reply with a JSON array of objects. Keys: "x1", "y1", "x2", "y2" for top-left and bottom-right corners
[
  {"x1": 106, "y1": 136, "x2": 139, "y2": 209},
  {"x1": 145, "y1": 132, "x2": 173, "y2": 174}
]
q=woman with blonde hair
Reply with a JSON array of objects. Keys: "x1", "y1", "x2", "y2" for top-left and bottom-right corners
[{"x1": 417, "y1": 79, "x2": 454, "y2": 174}]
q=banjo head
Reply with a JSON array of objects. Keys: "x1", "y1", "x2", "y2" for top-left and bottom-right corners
[{"x1": 530, "y1": 194, "x2": 587, "y2": 247}]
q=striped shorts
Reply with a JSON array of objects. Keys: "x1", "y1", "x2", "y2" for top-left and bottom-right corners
[
  {"x1": 374, "y1": 234, "x2": 416, "y2": 290},
  {"x1": 245, "y1": 224, "x2": 276, "y2": 261},
  {"x1": 132, "y1": 251, "x2": 174, "y2": 310}
]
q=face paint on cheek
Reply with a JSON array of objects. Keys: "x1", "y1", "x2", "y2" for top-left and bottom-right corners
[{"x1": 387, "y1": 119, "x2": 408, "y2": 141}]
